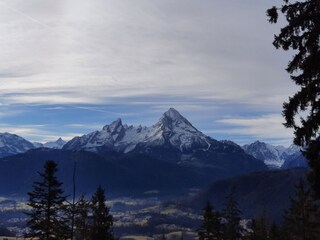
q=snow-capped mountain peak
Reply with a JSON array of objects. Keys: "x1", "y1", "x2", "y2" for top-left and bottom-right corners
[
  {"x1": 0, "y1": 132, "x2": 35, "y2": 158},
  {"x1": 102, "y1": 118, "x2": 125, "y2": 141},
  {"x1": 156, "y1": 108, "x2": 199, "y2": 133},
  {"x1": 63, "y1": 108, "x2": 211, "y2": 154},
  {"x1": 42, "y1": 138, "x2": 67, "y2": 149},
  {"x1": 163, "y1": 108, "x2": 188, "y2": 122},
  {"x1": 242, "y1": 141, "x2": 284, "y2": 168},
  {"x1": 102, "y1": 118, "x2": 123, "y2": 132},
  {"x1": 243, "y1": 141, "x2": 303, "y2": 169}
]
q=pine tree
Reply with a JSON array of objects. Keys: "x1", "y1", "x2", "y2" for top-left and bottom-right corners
[
  {"x1": 283, "y1": 179, "x2": 319, "y2": 240},
  {"x1": 89, "y1": 186, "x2": 113, "y2": 240},
  {"x1": 267, "y1": 0, "x2": 320, "y2": 198},
  {"x1": 25, "y1": 160, "x2": 69, "y2": 240},
  {"x1": 222, "y1": 188, "x2": 242, "y2": 240},
  {"x1": 198, "y1": 201, "x2": 223, "y2": 240}
]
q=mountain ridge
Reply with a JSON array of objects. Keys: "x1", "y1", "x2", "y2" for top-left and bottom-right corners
[{"x1": 242, "y1": 141, "x2": 306, "y2": 169}]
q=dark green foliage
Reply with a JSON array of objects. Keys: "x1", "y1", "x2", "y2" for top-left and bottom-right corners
[
  {"x1": 246, "y1": 220, "x2": 283, "y2": 240},
  {"x1": 283, "y1": 179, "x2": 319, "y2": 240},
  {"x1": 25, "y1": 160, "x2": 69, "y2": 240},
  {"x1": 74, "y1": 195, "x2": 91, "y2": 240},
  {"x1": 90, "y1": 186, "x2": 113, "y2": 240},
  {"x1": 222, "y1": 188, "x2": 242, "y2": 240},
  {"x1": 191, "y1": 169, "x2": 307, "y2": 223},
  {"x1": 268, "y1": 223, "x2": 283, "y2": 240},
  {"x1": 198, "y1": 202, "x2": 223, "y2": 240},
  {"x1": 246, "y1": 219, "x2": 267, "y2": 240},
  {"x1": 267, "y1": 0, "x2": 320, "y2": 198}
]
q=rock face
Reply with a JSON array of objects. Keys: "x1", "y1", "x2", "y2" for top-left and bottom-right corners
[{"x1": 0, "y1": 133, "x2": 34, "y2": 158}]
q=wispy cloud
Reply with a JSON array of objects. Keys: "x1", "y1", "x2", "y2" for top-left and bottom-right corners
[
  {"x1": 213, "y1": 114, "x2": 294, "y2": 145},
  {"x1": 0, "y1": 0, "x2": 292, "y2": 111},
  {"x1": 0, "y1": 0, "x2": 295, "y2": 145},
  {"x1": 0, "y1": 124, "x2": 80, "y2": 142}
]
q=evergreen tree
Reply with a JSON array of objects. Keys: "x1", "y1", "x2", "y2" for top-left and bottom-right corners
[
  {"x1": 89, "y1": 186, "x2": 113, "y2": 240},
  {"x1": 222, "y1": 188, "x2": 242, "y2": 240},
  {"x1": 246, "y1": 219, "x2": 266, "y2": 240},
  {"x1": 246, "y1": 220, "x2": 284, "y2": 240},
  {"x1": 267, "y1": 0, "x2": 320, "y2": 198},
  {"x1": 70, "y1": 195, "x2": 90, "y2": 240},
  {"x1": 283, "y1": 179, "x2": 319, "y2": 240},
  {"x1": 198, "y1": 201, "x2": 223, "y2": 240},
  {"x1": 268, "y1": 223, "x2": 282, "y2": 240},
  {"x1": 25, "y1": 160, "x2": 69, "y2": 240}
]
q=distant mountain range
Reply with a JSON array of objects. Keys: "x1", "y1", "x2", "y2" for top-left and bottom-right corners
[
  {"x1": 0, "y1": 133, "x2": 66, "y2": 158},
  {"x1": 242, "y1": 141, "x2": 307, "y2": 169},
  {"x1": 33, "y1": 138, "x2": 66, "y2": 149},
  {"x1": 0, "y1": 108, "x2": 269, "y2": 197},
  {"x1": 0, "y1": 108, "x2": 308, "y2": 171}
]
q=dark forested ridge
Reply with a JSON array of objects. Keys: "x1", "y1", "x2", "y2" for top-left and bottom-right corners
[
  {"x1": 0, "y1": 145, "x2": 267, "y2": 198},
  {"x1": 184, "y1": 168, "x2": 307, "y2": 222}
]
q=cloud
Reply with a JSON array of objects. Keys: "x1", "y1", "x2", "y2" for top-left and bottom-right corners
[
  {"x1": 0, "y1": 0, "x2": 297, "y2": 146},
  {"x1": 0, "y1": 0, "x2": 294, "y2": 111},
  {"x1": 214, "y1": 114, "x2": 294, "y2": 145}
]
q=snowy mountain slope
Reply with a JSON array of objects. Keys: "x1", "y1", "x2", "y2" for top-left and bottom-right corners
[
  {"x1": 64, "y1": 108, "x2": 212, "y2": 154},
  {"x1": 33, "y1": 138, "x2": 67, "y2": 149},
  {"x1": 281, "y1": 152, "x2": 307, "y2": 169},
  {"x1": 242, "y1": 141, "x2": 284, "y2": 168},
  {"x1": 0, "y1": 133, "x2": 34, "y2": 158},
  {"x1": 33, "y1": 142, "x2": 44, "y2": 148},
  {"x1": 243, "y1": 141, "x2": 304, "y2": 169},
  {"x1": 43, "y1": 138, "x2": 66, "y2": 149}
]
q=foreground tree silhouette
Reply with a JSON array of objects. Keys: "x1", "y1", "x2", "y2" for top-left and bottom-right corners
[
  {"x1": 223, "y1": 189, "x2": 242, "y2": 240},
  {"x1": 246, "y1": 218, "x2": 267, "y2": 240},
  {"x1": 26, "y1": 160, "x2": 68, "y2": 240},
  {"x1": 283, "y1": 179, "x2": 319, "y2": 240},
  {"x1": 89, "y1": 186, "x2": 113, "y2": 240},
  {"x1": 267, "y1": 1, "x2": 320, "y2": 198},
  {"x1": 73, "y1": 195, "x2": 91, "y2": 240},
  {"x1": 198, "y1": 202, "x2": 223, "y2": 240}
]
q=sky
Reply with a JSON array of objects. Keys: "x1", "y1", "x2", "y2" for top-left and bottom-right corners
[{"x1": 0, "y1": 0, "x2": 298, "y2": 146}]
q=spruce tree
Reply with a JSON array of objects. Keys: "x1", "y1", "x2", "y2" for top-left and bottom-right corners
[
  {"x1": 267, "y1": 0, "x2": 320, "y2": 198},
  {"x1": 89, "y1": 186, "x2": 113, "y2": 240},
  {"x1": 222, "y1": 188, "x2": 242, "y2": 240},
  {"x1": 246, "y1": 215, "x2": 270, "y2": 240},
  {"x1": 246, "y1": 219, "x2": 266, "y2": 240},
  {"x1": 198, "y1": 201, "x2": 223, "y2": 240},
  {"x1": 74, "y1": 195, "x2": 91, "y2": 240},
  {"x1": 25, "y1": 160, "x2": 68, "y2": 240},
  {"x1": 283, "y1": 179, "x2": 319, "y2": 240},
  {"x1": 268, "y1": 223, "x2": 283, "y2": 240}
]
